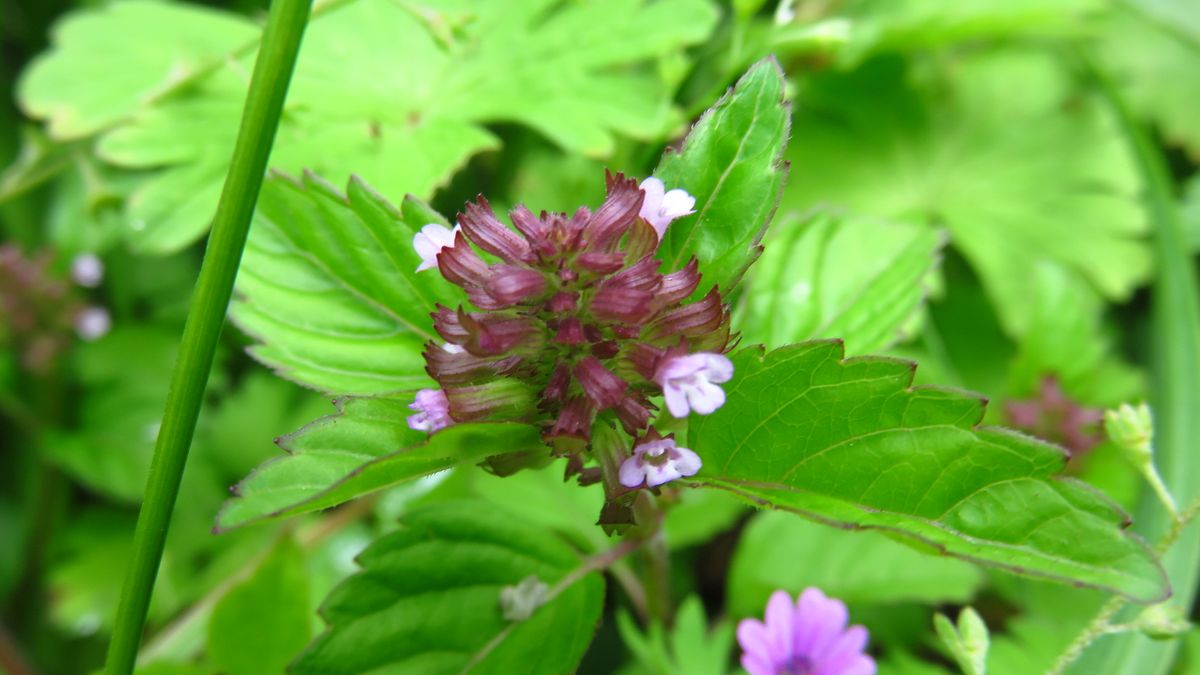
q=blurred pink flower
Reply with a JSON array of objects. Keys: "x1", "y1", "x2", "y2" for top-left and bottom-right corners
[{"x1": 738, "y1": 588, "x2": 875, "y2": 675}]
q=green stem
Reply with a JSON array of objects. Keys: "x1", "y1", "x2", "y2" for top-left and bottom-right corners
[
  {"x1": 102, "y1": 2, "x2": 311, "y2": 673},
  {"x1": 1060, "y1": 50, "x2": 1200, "y2": 675}
]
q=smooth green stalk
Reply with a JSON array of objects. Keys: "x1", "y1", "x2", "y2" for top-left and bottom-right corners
[
  {"x1": 1063, "y1": 52, "x2": 1200, "y2": 675},
  {"x1": 103, "y1": 2, "x2": 310, "y2": 673}
]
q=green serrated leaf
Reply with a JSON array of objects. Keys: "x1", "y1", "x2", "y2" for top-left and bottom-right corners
[
  {"x1": 737, "y1": 211, "x2": 943, "y2": 355},
  {"x1": 24, "y1": 0, "x2": 717, "y2": 253},
  {"x1": 782, "y1": 51, "x2": 1149, "y2": 336},
  {"x1": 207, "y1": 537, "x2": 311, "y2": 675},
  {"x1": 655, "y1": 57, "x2": 790, "y2": 295},
  {"x1": 217, "y1": 397, "x2": 543, "y2": 530},
  {"x1": 689, "y1": 342, "x2": 1168, "y2": 602},
  {"x1": 727, "y1": 511, "x2": 983, "y2": 617},
  {"x1": 232, "y1": 173, "x2": 452, "y2": 396},
  {"x1": 293, "y1": 502, "x2": 604, "y2": 675}
]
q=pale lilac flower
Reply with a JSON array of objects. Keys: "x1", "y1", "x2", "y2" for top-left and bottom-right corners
[
  {"x1": 655, "y1": 352, "x2": 733, "y2": 418},
  {"x1": 74, "y1": 306, "x2": 111, "y2": 341},
  {"x1": 413, "y1": 223, "x2": 462, "y2": 272},
  {"x1": 407, "y1": 388, "x2": 453, "y2": 432},
  {"x1": 441, "y1": 342, "x2": 465, "y2": 354},
  {"x1": 619, "y1": 437, "x2": 701, "y2": 488},
  {"x1": 639, "y1": 177, "x2": 696, "y2": 239},
  {"x1": 70, "y1": 253, "x2": 104, "y2": 288},
  {"x1": 738, "y1": 589, "x2": 875, "y2": 675}
]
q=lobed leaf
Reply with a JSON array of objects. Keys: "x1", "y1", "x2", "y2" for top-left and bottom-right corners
[
  {"x1": 217, "y1": 398, "x2": 543, "y2": 530},
  {"x1": 655, "y1": 56, "x2": 790, "y2": 295},
  {"x1": 689, "y1": 342, "x2": 1168, "y2": 602},
  {"x1": 736, "y1": 211, "x2": 943, "y2": 355},
  {"x1": 292, "y1": 502, "x2": 604, "y2": 675},
  {"x1": 21, "y1": 0, "x2": 718, "y2": 253}
]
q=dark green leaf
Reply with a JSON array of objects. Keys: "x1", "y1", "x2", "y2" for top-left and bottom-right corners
[
  {"x1": 689, "y1": 342, "x2": 1167, "y2": 602},
  {"x1": 207, "y1": 537, "x2": 311, "y2": 675},
  {"x1": 293, "y1": 502, "x2": 604, "y2": 675},
  {"x1": 217, "y1": 397, "x2": 543, "y2": 530},
  {"x1": 656, "y1": 57, "x2": 790, "y2": 294}
]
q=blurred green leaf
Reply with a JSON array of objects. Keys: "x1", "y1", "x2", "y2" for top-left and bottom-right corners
[
  {"x1": 782, "y1": 52, "x2": 1149, "y2": 336},
  {"x1": 690, "y1": 342, "x2": 1168, "y2": 602},
  {"x1": 292, "y1": 502, "x2": 604, "y2": 675},
  {"x1": 16, "y1": 1, "x2": 258, "y2": 139},
  {"x1": 616, "y1": 595, "x2": 734, "y2": 675},
  {"x1": 737, "y1": 211, "x2": 943, "y2": 355},
  {"x1": 207, "y1": 537, "x2": 311, "y2": 675},
  {"x1": 22, "y1": 0, "x2": 717, "y2": 253},
  {"x1": 727, "y1": 511, "x2": 983, "y2": 617},
  {"x1": 232, "y1": 173, "x2": 446, "y2": 396},
  {"x1": 1099, "y1": 5, "x2": 1200, "y2": 160},
  {"x1": 217, "y1": 397, "x2": 543, "y2": 530},
  {"x1": 467, "y1": 465, "x2": 606, "y2": 553},
  {"x1": 837, "y1": 0, "x2": 1100, "y2": 62},
  {"x1": 1009, "y1": 264, "x2": 1143, "y2": 406},
  {"x1": 656, "y1": 57, "x2": 790, "y2": 295},
  {"x1": 663, "y1": 488, "x2": 747, "y2": 549}
]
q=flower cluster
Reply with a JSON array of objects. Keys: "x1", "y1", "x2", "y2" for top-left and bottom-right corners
[
  {"x1": 738, "y1": 589, "x2": 875, "y2": 675},
  {"x1": 407, "y1": 172, "x2": 730, "y2": 492}
]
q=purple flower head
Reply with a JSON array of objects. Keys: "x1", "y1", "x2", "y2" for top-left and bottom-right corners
[
  {"x1": 738, "y1": 589, "x2": 875, "y2": 675},
  {"x1": 655, "y1": 351, "x2": 734, "y2": 418},
  {"x1": 407, "y1": 388, "x2": 453, "y2": 433},
  {"x1": 415, "y1": 171, "x2": 732, "y2": 510},
  {"x1": 638, "y1": 177, "x2": 696, "y2": 239},
  {"x1": 618, "y1": 433, "x2": 701, "y2": 488},
  {"x1": 412, "y1": 223, "x2": 461, "y2": 272}
]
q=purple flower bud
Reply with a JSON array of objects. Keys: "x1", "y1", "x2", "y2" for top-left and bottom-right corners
[
  {"x1": 638, "y1": 177, "x2": 696, "y2": 240},
  {"x1": 618, "y1": 435, "x2": 701, "y2": 488},
  {"x1": 547, "y1": 395, "x2": 595, "y2": 442},
  {"x1": 574, "y1": 356, "x2": 628, "y2": 410},
  {"x1": 648, "y1": 287, "x2": 726, "y2": 341},
  {"x1": 423, "y1": 342, "x2": 521, "y2": 383},
  {"x1": 458, "y1": 311, "x2": 542, "y2": 356},
  {"x1": 548, "y1": 291, "x2": 578, "y2": 313},
  {"x1": 584, "y1": 172, "x2": 644, "y2": 251},
  {"x1": 407, "y1": 388, "x2": 454, "y2": 432},
  {"x1": 658, "y1": 258, "x2": 701, "y2": 305},
  {"x1": 591, "y1": 285, "x2": 656, "y2": 325},
  {"x1": 576, "y1": 252, "x2": 626, "y2": 274},
  {"x1": 737, "y1": 589, "x2": 875, "y2": 675},
  {"x1": 554, "y1": 317, "x2": 587, "y2": 345},
  {"x1": 655, "y1": 352, "x2": 734, "y2": 417},
  {"x1": 483, "y1": 266, "x2": 547, "y2": 307},
  {"x1": 70, "y1": 253, "x2": 104, "y2": 288},
  {"x1": 445, "y1": 379, "x2": 536, "y2": 422},
  {"x1": 509, "y1": 204, "x2": 551, "y2": 248},
  {"x1": 437, "y1": 233, "x2": 491, "y2": 287},
  {"x1": 459, "y1": 196, "x2": 533, "y2": 264},
  {"x1": 432, "y1": 305, "x2": 471, "y2": 344}
]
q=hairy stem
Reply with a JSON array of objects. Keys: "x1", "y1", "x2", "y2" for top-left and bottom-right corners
[{"x1": 102, "y1": 1, "x2": 311, "y2": 672}]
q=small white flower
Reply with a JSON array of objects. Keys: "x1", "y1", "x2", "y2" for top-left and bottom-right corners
[
  {"x1": 74, "y1": 306, "x2": 111, "y2": 341},
  {"x1": 70, "y1": 253, "x2": 104, "y2": 288},
  {"x1": 655, "y1": 352, "x2": 734, "y2": 418},
  {"x1": 619, "y1": 437, "x2": 702, "y2": 488},
  {"x1": 413, "y1": 223, "x2": 462, "y2": 272},
  {"x1": 441, "y1": 342, "x2": 465, "y2": 354},
  {"x1": 639, "y1": 177, "x2": 696, "y2": 239},
  {"x1": 407, "y1": 388, "x2": 454, "y2": 432}
]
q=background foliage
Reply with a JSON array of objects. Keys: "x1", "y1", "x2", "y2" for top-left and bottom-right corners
[{"x1": 2, "y1": 0, "x2": 1199, "y2": 674}]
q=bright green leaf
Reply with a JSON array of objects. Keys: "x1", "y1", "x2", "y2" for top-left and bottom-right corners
[
  {"x1": 26, "y1": 0, "x2": 717, "y2": 253},
  {"x1": 16, "y1": 1, "x2": 257, "y2": 139},
  {"x1": 736, "y1": 211, "x2": 943, "y2": 355},
  {"x1": 655, "y1": 57, "x2": 790, "y2": 295},
  {"x1": 782, "y1": 51, "x2": 1149, "y2": 336},
  {"x1": 1099, "y1": 5, "x2": 1200, "y2": 160},
  {"x1": 727, "y1": 511, "x2": 983, "y2": 616},
  {"x1": 689, "y1": 342, "x2": 1168, "y2": 602},
  {"x1": 207, "y1": 537, "x2": 311, "y2": 675},
  {"x1": 293, "y1": 502, "x2": 604, "y2": 675},
  {"x1": 232, "y1": 173, "x2": 449, "y2": 396},
  {"x1": 217, "y1": 397, "x2": 543, "y2": 530}
]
